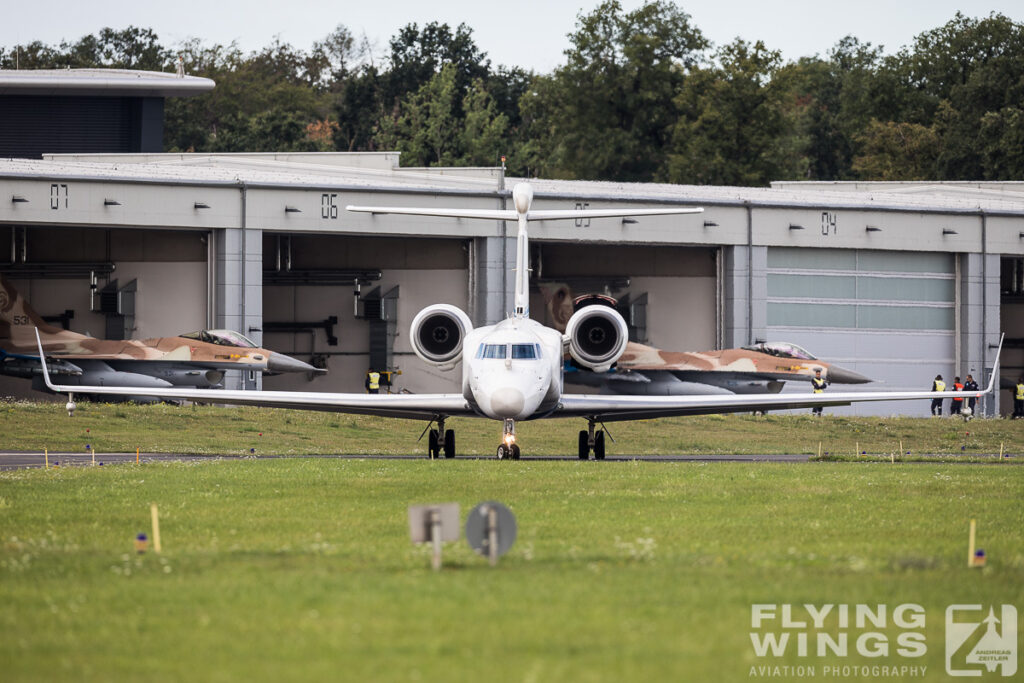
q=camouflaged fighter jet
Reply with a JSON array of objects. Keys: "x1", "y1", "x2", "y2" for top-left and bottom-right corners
[
  {"x1": 0, "y1": 275, "x2": 322, "y2": 396},
  {"x1": 539, "y1": 283, "x2": 870, "y2": 396}
]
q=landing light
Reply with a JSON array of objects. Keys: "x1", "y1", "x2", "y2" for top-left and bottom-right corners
[{"x1": 503, "y1": 433, "x2": 516, "y2": 446}]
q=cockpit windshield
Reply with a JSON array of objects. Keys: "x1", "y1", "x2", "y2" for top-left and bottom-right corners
[
  {"x1": 743, "y1": 341, "x2": 818, "y2": 360},
  {"x1": 476, "y1": 343, "x2": 543, "y2": 360},
  {"x1": 478, "y1": 344, "x2": 508, "y2": 359},
  {"x1": 180, "y1": 329, "x2": 259, "y2": 348},
  {"x1": 512, "y1": 344, "x2": 541, "y2": 359}
]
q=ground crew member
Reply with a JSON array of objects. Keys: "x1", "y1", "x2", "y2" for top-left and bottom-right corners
[
  {"x1": 365, "y1": 370, "x2": 381, "y2": 394},
  {"x1": 810, "y1": 369, "x2": 828, "y2": 416},
  {"x1": 950, "y1": 376, "x2": 964, "y2": 416},
  {"x1": 930, "y1": 374, "x2": 945, "y2": 416},
  {"x1": 963, "y1": 374, "x2": 979, "y2": 418},
  {"x1": 1015, "y1": 376, "x2": 1024, "y2": 419}
]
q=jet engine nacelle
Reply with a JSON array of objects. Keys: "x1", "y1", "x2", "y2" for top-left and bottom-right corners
[
  {"x1": 409, "y1": 304, "x2": 474, "y2": 370},
  {"x1": 564, "y1": 305, "x2": 629, "y2": 372}
]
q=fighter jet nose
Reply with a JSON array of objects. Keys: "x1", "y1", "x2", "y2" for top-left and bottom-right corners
[
  {"x1": 490, "y1": 387, "x2": 526, "y2": 418},
  {"x1": 266, "y1": 352, "x2": 325, "y2": 375},
  {"x1": 827, "y1": 365, "x2": 872, "y2": 384}
]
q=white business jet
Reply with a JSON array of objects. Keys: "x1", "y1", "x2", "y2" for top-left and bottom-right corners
[{"x1": 36, "y1": 183, "x2": 1000, "y2": 459}]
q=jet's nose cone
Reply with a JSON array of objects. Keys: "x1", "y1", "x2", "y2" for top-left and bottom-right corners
[
  {"x1": 490, "y1": 387, "x2": 525, "y2": 418},
  {"x1": 827, "y1": 365, "x2": 872, "y2": 384},
  {"x1": 266, "y1": 352, "x2": 325, "y2": 375}
]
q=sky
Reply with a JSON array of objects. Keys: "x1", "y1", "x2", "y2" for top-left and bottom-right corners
[{"x1": 3, "y1": 1, "x2": 1023, "y2": 73}]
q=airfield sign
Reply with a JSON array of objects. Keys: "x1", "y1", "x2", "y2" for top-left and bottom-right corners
[
  {"x1": 465, "y1": 501, "x2": 517, "y2": 566},
  {"x1": 408, "y1": 502, "x2": 460, "y2": 571}
]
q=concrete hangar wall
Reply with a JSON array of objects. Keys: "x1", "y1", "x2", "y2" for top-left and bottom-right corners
[{"x1": 1, "y1": 153, "x2": 1022, "y2": 416}]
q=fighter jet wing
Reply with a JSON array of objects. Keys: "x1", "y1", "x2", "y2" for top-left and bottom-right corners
[
  {"x1": 556, "y1": 385, "x2": 994, "y2": 422},
  {"x1": 35, "y1": 330, "x2": 472, "y2": 419}
]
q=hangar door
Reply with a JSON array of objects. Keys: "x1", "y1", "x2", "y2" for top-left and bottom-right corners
[
  {"x1": 766, "y1": 248, "x2": 955, "y2": 414},
  {"x1": 261, "y1": 234, "x2": 469, "y2": 395}
]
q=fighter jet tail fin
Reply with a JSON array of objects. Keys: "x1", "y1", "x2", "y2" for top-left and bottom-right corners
[{"x1": 1, "y1": 275, "x2": 66, "y2": 345}]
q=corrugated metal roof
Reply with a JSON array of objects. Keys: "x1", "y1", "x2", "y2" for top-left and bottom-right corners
[{"x1": 2, "y1": 154, "x2": 1024, "y2": 214}]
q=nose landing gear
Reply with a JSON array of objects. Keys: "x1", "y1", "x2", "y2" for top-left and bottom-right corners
[
  {"x1": 496, "y1": 419, "x2": 521, "y2": 460},
  {"x1": 577, "y1": 418, "x2": 606, "y2": 460}
]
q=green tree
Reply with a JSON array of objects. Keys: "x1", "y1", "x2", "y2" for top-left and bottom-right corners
[
  {"x1": 164, "y1": 38, "x2": 330, "y2": 152},
  {"x1": 541, "y1": 0, "x2": 708, "y2": 181},
  {"x1": 871, "y1": 12, "x2": 1024, "y2": 179},
  {"x1": 375, "y1": 63, "x2": 461, "y2": 166},
  {"x1": 209, "y1": 110, "x2": 320, "y2": 152},
  {"x1": 851, "y1": 119, "x2": 939, "y2": 180},
  {"x1": 384, "y1": 22, "x2": 490, "y2": 113},
  {"x1": 773, "y1": 37, "x2": 884, "y2": 180},
  {"x1": 666, "y1": 39, "x2": 794, "y2": 186},
  {"x1": 460, "y1": 79, "x2": 510, "y2": 166},
  {"x1": 978, "y1": 107, "x2": 1024, "y2": 178},
  {"x1": 0, "y1": 27, "x2": 170, "y2": 70}
]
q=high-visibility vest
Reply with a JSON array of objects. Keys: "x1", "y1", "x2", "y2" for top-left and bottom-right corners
[
  {"x1": 1016, "y1": 383, "x2": 1024, "y2": 401},
  {"x1": 952, "y1": 383, "x2": 964, "y2": 399},
  {"x1": 368, "y1": 372, "x2": 380, "y2": 390},
  {"x1": 934, "y1": 380, "x2": 946, "y2": 392},
  {"x1": 812, "y1": 378, "x2": 826, "y2": 394}
]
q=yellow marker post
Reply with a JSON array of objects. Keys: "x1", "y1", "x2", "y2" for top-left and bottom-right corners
[
  {"x1": 1000, "y1": 442, "x2": 1004, "y2": 459},
  {"x1": 817, "y1": 442, "x2": 822, "y2": 458},
  {"x1": 151, "y1": 503, "x2": 162, "y2": 554},
  {"x1": 136, "y1": 447, "x2": 140, "y2": 465},
  {"x1": 899, "y1": 440, "x2": 904, "y2": 456},
  {"x1": 856, "y1": 441, "x2": 860, "y2": 458},
  {"x1": 968, "y1": 519, "x2": 977, "y2": 568},
  {"x1": 44, "y1": 448, "x2": 49, "y2": 470},
  {"x1": 91, "y1": 448, "x2": 96, "y2": 466}
]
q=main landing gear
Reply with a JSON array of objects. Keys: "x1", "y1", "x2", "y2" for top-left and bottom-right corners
[
  {"x1": 496, "y1": 418, "x2": 521, "y2": 460},
  {"x1": 578, "y1": 419, "x2": 606, "y2": 460},
  {"x1": 427, "y1": 417, "x2": 455, "y2": 459}
]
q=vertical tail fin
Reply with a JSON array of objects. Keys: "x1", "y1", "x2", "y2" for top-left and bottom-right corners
[{"x1": 0, "y1": 275, "x2": 69, "y2": 349}]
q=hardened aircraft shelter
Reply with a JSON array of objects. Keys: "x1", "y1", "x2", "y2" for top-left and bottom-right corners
[{"x1": 1, "y1": 152, "x2": 1022, "y2": 416}]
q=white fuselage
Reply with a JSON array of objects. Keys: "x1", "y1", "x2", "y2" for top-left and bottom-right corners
[{"x1": 462, "y1": 317, "x2": 564, "y2": 420}]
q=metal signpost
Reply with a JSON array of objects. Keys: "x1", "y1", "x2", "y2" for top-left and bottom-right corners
[
  {"x1": 465, "y1": 501, "x2": 517, "y2": 567},
  {"x1": 408, "y1": 503, "x2": 460, "y2": 571}
]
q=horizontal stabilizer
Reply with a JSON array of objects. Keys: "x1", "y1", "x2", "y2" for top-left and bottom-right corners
[{"x1": 346, "y1": 206, "x2": 703, "y2": 222}]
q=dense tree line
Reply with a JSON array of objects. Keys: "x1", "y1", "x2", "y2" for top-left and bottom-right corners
[{"x1": 3, "y1": 3, "x2": 1024, "y2": 184}]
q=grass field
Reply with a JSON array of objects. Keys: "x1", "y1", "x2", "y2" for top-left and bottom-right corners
[
  {"x1": 2, "y1": 400, "x2": 1023, "y2": 458},
  {"x1": 1, "y1": 459, "x2": 1022, "y2": 682}
]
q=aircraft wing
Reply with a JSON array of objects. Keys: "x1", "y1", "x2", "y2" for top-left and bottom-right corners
[
  {"x1": 557, "y1": 386, "x2": 993, "y2": 422},
  {"x1": 558, "y1": 335, "x2": 1002, "y2": 420},
  {"x1": 346, "y1": 206, "x2": 703, "y2": 222},
  {"x1": 36, "y1": 331, "x2": 471, "y2": 420}
]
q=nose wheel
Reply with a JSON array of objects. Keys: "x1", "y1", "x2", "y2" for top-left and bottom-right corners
[
  {"x1": 497, "y1": 419, "x2": 521, "y2": 460},
  {"x1": 577, "y1": 419, "x2": 606, "y2": 460}
]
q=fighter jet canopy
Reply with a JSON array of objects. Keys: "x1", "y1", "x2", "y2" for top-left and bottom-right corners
[
  {"x1": 180, "y1": 330, "x2": 259, "y2": 348},
  {"x1": 741, "y1": 341, "x2": 818, "y2": 361}
]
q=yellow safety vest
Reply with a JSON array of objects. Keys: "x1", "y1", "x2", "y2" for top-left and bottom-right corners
[
  {"x1": 934, "y1": 380, "x2": 946, "y2": 392},
  {"x1": 1016, "y1": 383, "x2": 1024, "y2": 401},
  {"x1": 368, "y1": 372, "x2": 380, "y2": 390},
  {"x1": 812, "y1": 378, "x2": 826, "y2": 394}
]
